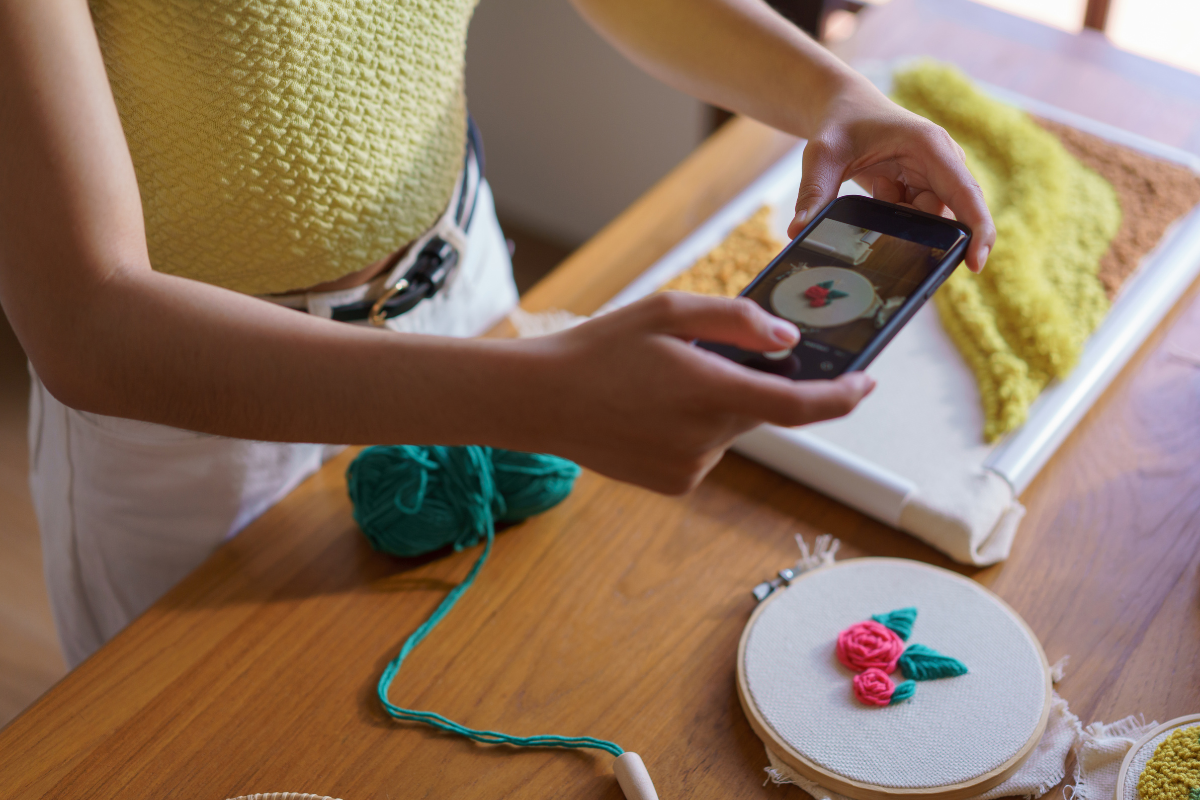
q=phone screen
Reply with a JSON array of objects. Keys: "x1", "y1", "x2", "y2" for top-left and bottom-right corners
[{"x1": 699, "y1": 196, "x2": 968, "y2": 379}]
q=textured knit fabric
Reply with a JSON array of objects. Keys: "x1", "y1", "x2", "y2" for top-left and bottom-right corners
[
  {"x1": 90, "y1": 0, "x2": 478, "y2": 295},
  {"x1": 1136, "y1": 727, "x2": 1200, "y2": 800}
]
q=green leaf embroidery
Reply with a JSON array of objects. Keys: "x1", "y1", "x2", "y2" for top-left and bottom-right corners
[
  {"x1": 899, "y1": 643, "x2": 969, "y2": 681},
  {"x1": 890, "y1": 680, "x2": 917, "y2": 704},
  {"x1": 871, "y1": 607, "x2": 918, "y2": 640}
]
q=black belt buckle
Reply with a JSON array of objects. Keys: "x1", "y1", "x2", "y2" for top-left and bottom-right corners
[{"x1": 353, "y1": 236, "x2": 460, "y2": 326}]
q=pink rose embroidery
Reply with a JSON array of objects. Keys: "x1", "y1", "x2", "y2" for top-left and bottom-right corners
[
  {"x1": 853, "y1": 668, "x2": 895, "y2": 707},
  {"x1": 836, "y1": 620, "x2": 903, "y2": 673}
]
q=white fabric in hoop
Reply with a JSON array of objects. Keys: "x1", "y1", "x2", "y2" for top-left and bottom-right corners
[{"x1": 743, "y1": 559, "x2": 1048, "y2": 790}]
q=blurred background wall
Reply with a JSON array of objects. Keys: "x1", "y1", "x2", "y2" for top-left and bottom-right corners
[{"x1": 465, "y1": 0, "x2": 709, "y2": 249}]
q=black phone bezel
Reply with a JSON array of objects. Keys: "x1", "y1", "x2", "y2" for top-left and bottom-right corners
[{"x1": 698, "y1": 195, "x2": 971, "y2": 380}]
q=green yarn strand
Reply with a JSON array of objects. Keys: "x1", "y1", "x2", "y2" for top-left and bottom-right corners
[
  {"x1": 376, "y1": 526, "x2": 623, "y2": 758},
  {"x1": 348, "y1": 445, "x2": 621, "y2": 758}
]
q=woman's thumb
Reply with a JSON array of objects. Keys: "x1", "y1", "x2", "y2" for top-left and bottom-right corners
[
  {"x1": 789, "y1": 138, "x2": 845, "y2": 239},
  {"x1": 645, "y1": 293, "x2": 798, "y2": 352}
]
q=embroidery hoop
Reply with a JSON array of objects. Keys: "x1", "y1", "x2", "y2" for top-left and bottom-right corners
[
  {"x1": 1114, "y1": 714, "x2": 1200, "y2": 800},
  {"x1": 737, "y1": 558, "x2": 1051, "y2": 800}
]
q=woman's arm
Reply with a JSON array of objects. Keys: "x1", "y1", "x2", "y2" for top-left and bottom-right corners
[
  {"x1": 571, "y1": 0, "x2": 996, "y2": 272},
  {"x1": 0, "y1": 0, "x2": 872, "y2": 494}
]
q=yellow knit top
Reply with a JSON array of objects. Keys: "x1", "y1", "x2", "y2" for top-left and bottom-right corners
[{"x1": 90, "y1": 0, "x2": 479, "y2": 295}]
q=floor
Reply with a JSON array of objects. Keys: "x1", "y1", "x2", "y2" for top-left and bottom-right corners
[{"x1": 0, "y1": 216, "x2": 572, "y2": 731}]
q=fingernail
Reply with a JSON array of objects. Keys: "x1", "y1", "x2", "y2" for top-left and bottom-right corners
[
  {"x1": 977, "y1": 245, "x2": 990, "y2": 271},
  {"x1": 791, "y1": 209, "x2": 810, "y2": 231},
  {"x1": 850, "y1": 372, "x2": 875, "y2": 393},
  {"x1": 770, "y1": 318, "x2": 799, "y2": 346}
]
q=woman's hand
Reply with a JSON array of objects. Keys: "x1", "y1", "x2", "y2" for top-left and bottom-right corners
[
  {"x1": 788, "y1": 74, "x2": 995, "y2": 273},
  {"x1": 514, "y1": 293, "x2": 874, "y2": 494},
  {"x1": 572, "y1": 0, "x2": 995, "y2": 273}
]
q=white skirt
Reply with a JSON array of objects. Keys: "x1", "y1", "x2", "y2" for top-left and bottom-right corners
[{"x1": 28, "y1": 182, "x2": 519, "y2": 668}]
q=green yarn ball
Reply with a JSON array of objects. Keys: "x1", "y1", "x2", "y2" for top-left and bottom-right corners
[{"x1": 346, "y1": 445, "x2": 580, "y2": 557}]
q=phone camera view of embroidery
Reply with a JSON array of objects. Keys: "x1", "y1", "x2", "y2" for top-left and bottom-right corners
[
  {"x1": 766, "y1": 220, "x2": 945, "y2": 373},
  {"x1": 699, "y1": 196, "x2": 969, "y2": 380}
]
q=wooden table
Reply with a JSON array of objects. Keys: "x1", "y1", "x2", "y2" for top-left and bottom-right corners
[{"x1": 4, "y1": 1, "x2": 1200, "y2": 797}]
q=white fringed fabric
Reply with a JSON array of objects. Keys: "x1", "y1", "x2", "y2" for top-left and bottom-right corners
[{"x1": 1072, "y1": 715, "x2": 1159, "y2": 800}]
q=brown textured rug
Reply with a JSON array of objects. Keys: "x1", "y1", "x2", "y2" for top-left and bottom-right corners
[{"x1": 1036, "y1": 118, "x2": 1200, "y2": 298}]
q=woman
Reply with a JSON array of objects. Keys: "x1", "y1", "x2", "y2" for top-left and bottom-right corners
[{"x1": 0, "y1": 0, "x2": 994, "y2": 667}]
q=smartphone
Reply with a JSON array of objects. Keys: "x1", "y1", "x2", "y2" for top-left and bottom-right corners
[{"x1": 698, "y1": 195, "x2": 970, "y2": 380}]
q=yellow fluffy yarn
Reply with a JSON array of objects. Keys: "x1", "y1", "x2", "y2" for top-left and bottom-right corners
[
  {"x1": 892, "y1": 62, "x2": 1121, "y2": 440},
  {"x1": 1137, "y1": 726, "x2": 1200, "y2": 800},
  {"x1": 90, "y1": 0, "x2": 478, "y2": 295},
  {"x1": 662, "y1": 206, "x2": 782, "y2": 297}
]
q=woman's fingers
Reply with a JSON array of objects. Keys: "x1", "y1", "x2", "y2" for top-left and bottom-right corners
[
  {"x1": 539, "y1": 295, "x2": 879, "y2": 495},
  {"x1": 605, "y1": 293, "x2": 874, "y2": 429},
  {"x1": 909, "y1": 129, "x2": 994, "y2": 271},
  {"x1": 715, "y1": 368, "x2": 875, "y2": 428},
  {"x1": 638, "y1": 292, "x2": 799, "y2": 352},
  {"x1": 872, "y1": 175, "x2": 905, "y2": 205},
  {"x1": 910, "y1": 188, "x2": 951, "y2": 218},
  {"x1": 791, "y1": 76, "x2": 995, "y2": 273},
  {"x1": 801, "y1": 136, "x2": 989, "y2": 271},
  {"x1": 789, "y1": 136, "x2": 846, "y2": 238}
]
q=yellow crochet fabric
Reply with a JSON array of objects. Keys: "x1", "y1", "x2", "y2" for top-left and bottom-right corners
[
  {"x1": 892, "y1": 63, "x2": 1121, "y2": 440},
  {"x1": 1137, "y1": 726, "x2": 1200, "y2": 800},
  {"x1": 90, "y1": 0, "x2": 478, "y2": 295},
  {"x1": 662, "y1": 206, "x2": 782, "y2": 297}
]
